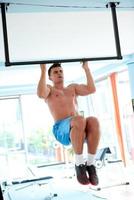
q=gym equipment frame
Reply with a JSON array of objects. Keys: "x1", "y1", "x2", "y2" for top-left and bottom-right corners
[{"x1": 0, "y1": 2, "x2": 122, "y2": 66}]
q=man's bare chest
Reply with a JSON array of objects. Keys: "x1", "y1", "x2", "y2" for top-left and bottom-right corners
[
  {"x1": 50, "y1": 87, "x2": 75, "y2": 100},
  {"x1": 51, "y1": 89, "x2": 75, "y2": 98}
]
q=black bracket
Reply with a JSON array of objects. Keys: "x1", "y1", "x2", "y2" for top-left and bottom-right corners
[{"x1": 106, "y1": 2, "x2": 120, "y2": 8}]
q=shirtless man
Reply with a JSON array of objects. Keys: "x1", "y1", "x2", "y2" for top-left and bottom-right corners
[{"x1": 37, "y1": 62, "x2": 100, "y2": 185}]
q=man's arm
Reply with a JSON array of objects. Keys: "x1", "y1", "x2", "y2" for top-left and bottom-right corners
[
  {"x1": 37, "y1": 64, "x2": 51, "y2": 99},
  {"x1": 74, "y1": 61, "x2": 96, "y2": 96}
]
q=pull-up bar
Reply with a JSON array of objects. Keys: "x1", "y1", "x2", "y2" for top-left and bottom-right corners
[
  {"x1": 2, "y1": 56, "x2": 121, "y2": 66},
  {"x1": 0, "y1": 2, "x2": 122, "y2": 67}
]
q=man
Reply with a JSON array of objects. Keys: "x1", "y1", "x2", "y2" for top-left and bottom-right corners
[{"x1": 37, "y1": 62, "x2": 100, "y2": 185}]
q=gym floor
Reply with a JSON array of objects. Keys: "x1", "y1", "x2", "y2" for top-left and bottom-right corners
[{"x1": 2, "y1": 161, "x2": 134, "y2": 200}]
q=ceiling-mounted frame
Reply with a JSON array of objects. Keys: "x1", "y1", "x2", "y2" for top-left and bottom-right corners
[{"x1": 0, "y1": 2, "x2": 122, "y2": 66}]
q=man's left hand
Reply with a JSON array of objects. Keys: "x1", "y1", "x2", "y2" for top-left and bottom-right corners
[{"x1": 82, "y1": 61, "x2": 89, "y2": 70}]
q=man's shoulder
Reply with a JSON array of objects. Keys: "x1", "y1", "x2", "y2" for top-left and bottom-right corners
[{"x1": 67, "y1": 83, "x2": 78, "y2": 88}]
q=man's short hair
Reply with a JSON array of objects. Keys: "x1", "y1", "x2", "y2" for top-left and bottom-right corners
[{"x1": 48, "y1": 63, "x2": 61, "y2": 76}]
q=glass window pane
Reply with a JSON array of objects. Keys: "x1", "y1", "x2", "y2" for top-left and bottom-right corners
[
  {"x1": 117, "y1": 70, "x2": 134, "y2": 160},
  {"x1": 21, "y1": 94, "x2": 64, "y2": 166},
  {"x1": 88, "y1": 78, "x2": 120, "y2": 159},
  {"x1": 0, "y1": 97, "x2": 26, "y2": 179}
]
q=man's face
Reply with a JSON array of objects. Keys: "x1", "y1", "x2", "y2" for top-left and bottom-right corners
[{"x1": 49, "y1": 67, "x2": 64, "y2": 83}]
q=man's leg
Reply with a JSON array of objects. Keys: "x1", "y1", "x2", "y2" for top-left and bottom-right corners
[
  {"x1": 70, "y1": 115, "x2": 89, "y2": 185},
  {"x1": 85, "y1": 116, "x2": 100, "y2": 185}
]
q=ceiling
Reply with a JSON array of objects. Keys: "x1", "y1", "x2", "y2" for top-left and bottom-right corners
[{"x1": 0, "y1": 0, "x2": 134, "y2": 12}]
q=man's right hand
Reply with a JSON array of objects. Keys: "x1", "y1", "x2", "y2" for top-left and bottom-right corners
[{"x1": 40, "y1": 64, "x2": 46, "y2": 72}]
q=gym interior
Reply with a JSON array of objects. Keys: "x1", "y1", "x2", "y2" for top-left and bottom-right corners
[{"x1": 0, "y1": 0, "x2": 134, "y2": 199}]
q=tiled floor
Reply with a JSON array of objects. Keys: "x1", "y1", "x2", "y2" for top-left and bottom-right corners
[{"x1": 2, "y1": 161, "x2": 134, "y2": 200}]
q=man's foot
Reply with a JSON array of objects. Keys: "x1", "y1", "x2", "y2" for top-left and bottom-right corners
[
  {"x1": 86, "y1": 165, "x2": 99, "y2": 186},
  {"x1": 75, "y1": 164, "x2": 90, "y2": 185}
]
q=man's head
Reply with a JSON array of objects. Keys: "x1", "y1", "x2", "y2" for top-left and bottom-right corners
[
  {"x1": 48, "y1": 63, "x2": 64, "y2": 84},
  {"x1": 48, "y1": 63, "x2": 61, "y2": 76}
]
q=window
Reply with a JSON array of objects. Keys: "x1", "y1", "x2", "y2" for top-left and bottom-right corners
[
  {"x1": 0, "y1": 95, "x2": 65, "y2": 180},
  {"x1": 21, "y1": 94, "x2": 63, "y2": 166},
  {"x1": 0, "y1": 97, "x2": 25, "y2": 179},
  {"x1": 88, "y1": 78, "x2": 120, "y2": 159},
  {"x1": 117, "y1": 70, "x2": 134, "y2": 160}
]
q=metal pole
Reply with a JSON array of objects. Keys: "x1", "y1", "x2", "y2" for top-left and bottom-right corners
[
  {"x1": 107, "y1": 2, "x2": 122, "y2": 59},
  {"x1": 6, "y1": 56, "x2": 120, "y2": 66},
  {"x1": 0, "y1": 3, "x2": 10, "y2": 65}
]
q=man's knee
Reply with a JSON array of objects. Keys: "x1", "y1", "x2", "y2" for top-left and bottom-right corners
[
  {"x1": 71, "y1": 115, "x2": 86, "y2": 130},
  {"x1": 86, "y1": 116, "x2": 100, "y2": 131}
]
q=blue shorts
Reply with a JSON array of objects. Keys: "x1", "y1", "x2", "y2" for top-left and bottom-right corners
[{"x1": 52, "y1": 117, "x2": 72, "y2": 146}]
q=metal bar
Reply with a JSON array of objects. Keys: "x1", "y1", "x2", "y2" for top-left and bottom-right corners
[
  {"x1": 0, "y1": 186, "x2": 4, "y2": 200},
  {"x1": 1, "y1": 2, "x2": 134, "y2": 9},
  {"x1": 108, "y1": 2, "x2": 122, "y2": 59},
  {"x1": 1, "y1": 2, "x2": 107, "y2": 9},
  {"x1": 6, "y1": 56, "x2": 121, "y2": 66},
  {"x1": 0, "y1": 3, "x2": 10, "y2": 64},
  {"x1": 12, "y1": 176, "x2": 53, "y2": 185}
]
